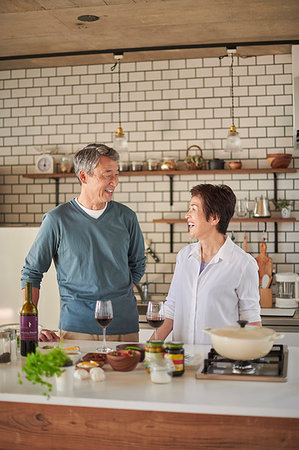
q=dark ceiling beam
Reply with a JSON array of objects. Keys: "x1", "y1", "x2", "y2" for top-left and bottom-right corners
[{"x1": 1, "y1": 39, "x2": 299, "y2": 61}]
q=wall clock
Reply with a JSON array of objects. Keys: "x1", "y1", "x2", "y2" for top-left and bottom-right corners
[{"x1": 35, "y1": 154, "x2": 55, "y2": 174}]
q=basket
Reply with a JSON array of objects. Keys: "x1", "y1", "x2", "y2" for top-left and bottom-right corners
[{"x1": 184, "y1": 145, "x2": 206, "y2": 170}]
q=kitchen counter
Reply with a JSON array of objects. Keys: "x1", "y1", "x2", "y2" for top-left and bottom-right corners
[
  {"x1": 261, "y1": 307, "x2": 299, "y2": 332},
  {"x1": 1, "y1": 338, "x2": 299, "y2": 449}
]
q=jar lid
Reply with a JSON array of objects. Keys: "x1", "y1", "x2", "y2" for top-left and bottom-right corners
[
  {"x1": 165, "y1": 341, "x2": 184, "y2": 348},
  {"x1": 146, "y1": 340, "x2": 164, "y2": 347}
]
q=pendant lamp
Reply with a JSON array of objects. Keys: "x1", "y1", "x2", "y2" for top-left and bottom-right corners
[
  {"x1": 112, "y1": 54, "x2": 129, "y2": 170},
  {"x1": 225, "y1": 49, "x2": 242, "y2": 154}
]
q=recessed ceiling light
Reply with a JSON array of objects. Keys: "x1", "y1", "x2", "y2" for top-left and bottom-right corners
[{"x1": 77, "y1": 15, "x2": 99, "y2": 22}]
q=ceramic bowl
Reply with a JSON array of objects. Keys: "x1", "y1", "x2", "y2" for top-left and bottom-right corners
[
  {"x1": 229, "y1": 161, "x2": 242, "y2": 170},
  {"x1": 116, "y1": 343, "x2": 146, "y2": 362},
  {"x1": 106, "y1": 349, "x2": 141, "y2": 372},
  {"x1": 267, "y1": 153, "x2": 292, "y2": 169}
]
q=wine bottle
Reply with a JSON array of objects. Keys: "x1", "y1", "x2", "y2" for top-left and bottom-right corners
[{"x1": 20, "y1": 281, "x2": 38, "y2": 356}]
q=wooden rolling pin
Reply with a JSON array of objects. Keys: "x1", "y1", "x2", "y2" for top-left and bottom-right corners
[{"x1": 243, "y1": 234, "x2": 247, "y2": 252}]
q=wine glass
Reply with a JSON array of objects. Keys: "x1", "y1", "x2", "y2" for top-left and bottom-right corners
[
  {"x1": 146, "y1": 301, "x2": 165, "y2": 340},
  {"x1": 95, "y1": 300, "x2": 113, "y2": 353}
]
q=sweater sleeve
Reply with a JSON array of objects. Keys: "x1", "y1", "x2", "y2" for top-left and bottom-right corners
[
  {"x1": 127, "y1": 213, "x2": 146, "y2": 285},
  {"x1": 21, "y1": 214, "x2": 59, "y2": 289}
]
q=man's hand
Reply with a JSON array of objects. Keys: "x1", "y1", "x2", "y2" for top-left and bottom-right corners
[{"x1": 39, "y1": 329, "x2": 60, "y2": 342}]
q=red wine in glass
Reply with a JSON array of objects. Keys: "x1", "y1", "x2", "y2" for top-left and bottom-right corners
[
  {"x1": 95, "y1": 300, "x2": 113, "y2": 353},
  {"x1": 146, "y1": 301, "x2": 165, "y2": 340}
]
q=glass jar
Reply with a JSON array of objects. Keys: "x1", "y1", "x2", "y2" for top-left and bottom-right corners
[
  {"x1": 149, "y1": 359, "x2": 173, "y2": 384},
  {"x1": 164, "y1": 342, "x2": 184, "y2": 377},
  {"x1": 0, "y1": 331, "x2": 11, "y2": 363},
  {"x1": 144, "y1": 340, "x2": 164, "y2": 373},
  {"x1": 60, "y1": 155, "x2": 73, "y2": 173}
]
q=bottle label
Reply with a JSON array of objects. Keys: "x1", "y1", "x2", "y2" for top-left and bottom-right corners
[
  {"x1": 20, "y1": 316, "x2": 38, "y2": 341},
  {"x1": 164, "y1": 353, "x2": 184, "y2": 372}
]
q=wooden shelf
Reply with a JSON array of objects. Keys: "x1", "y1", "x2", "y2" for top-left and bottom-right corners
[
  {"x1": 153, "y1": 218, "x2": 296, "y2": 224},
  {"x1": 22, "y1": 168, "x2": 296, "y2": 179},
  {"x1": 22, "y1": 167, "x2": 296, "y2": 253}
]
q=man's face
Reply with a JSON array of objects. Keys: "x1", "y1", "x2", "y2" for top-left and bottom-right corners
[{"x1": 84, "y1": 156, "x2": 119, "y2": 204}]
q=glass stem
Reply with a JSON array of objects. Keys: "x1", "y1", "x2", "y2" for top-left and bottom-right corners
[{"x1": 103, "y1": 327, "x2": 107, "y2": 350}]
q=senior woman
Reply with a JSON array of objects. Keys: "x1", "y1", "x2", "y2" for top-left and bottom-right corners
[{"x1": 156, "y1": 183, "x2": 261, "y2": 345}]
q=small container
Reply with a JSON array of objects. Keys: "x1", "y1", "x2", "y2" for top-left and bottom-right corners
[
  {"x1": 147, "y1": 159, "x2": 160, "y2": 171},
  {"x1": 130, "y1": 160, "x2": 144, "y2": 171},
  {"x1": 60, "y1": 155, "x2": 74, "y2": 173},
  {"x1": 7, "y1": 328, "x2": 17, "y2": 361},
  {"x1": 164, "y1": 342, "x2": 184, "y2": 377},
  {"x1": 144, "y1": 340, "x2": 164, "y2": 373},
  {"x1": 118, "y1": 161, "x2": 130, "y2": 172},
  {"x1": 149, "y1": 359, "x2": 173, "y2": 384},
  {"x1": 0, "y1": 331, "x2": 11, "y2": 363}
]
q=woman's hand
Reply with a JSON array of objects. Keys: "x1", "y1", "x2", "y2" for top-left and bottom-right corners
[{"x1": 39, "y1": 329, "x2": 60, "y2": 342}]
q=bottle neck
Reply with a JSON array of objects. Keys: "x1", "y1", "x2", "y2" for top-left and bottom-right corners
[{"x1": 25, "y1": 282, "x2": 32, "y2": 303}]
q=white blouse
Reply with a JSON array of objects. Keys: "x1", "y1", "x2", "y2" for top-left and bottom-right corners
[{"x1": 164, "y1": 236, "x2": 261, "y2": 345}]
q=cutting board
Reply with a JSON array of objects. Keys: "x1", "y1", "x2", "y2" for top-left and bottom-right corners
[{"x1": 255, "y1": 240, "x2": 273, "y2": 287}]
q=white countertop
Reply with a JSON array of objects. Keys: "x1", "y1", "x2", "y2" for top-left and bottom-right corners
[{"x1": 1, "y1": 336, "x2": 299, "y2": 419}]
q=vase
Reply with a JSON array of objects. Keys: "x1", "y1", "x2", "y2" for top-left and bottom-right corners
[{"x1": 281, "y1": 206, "x2": 291, "y2": 218}]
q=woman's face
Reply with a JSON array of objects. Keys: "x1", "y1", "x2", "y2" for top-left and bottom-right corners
[{"x1": 185, "y1": 195, "x2": 215, "y2": 240}]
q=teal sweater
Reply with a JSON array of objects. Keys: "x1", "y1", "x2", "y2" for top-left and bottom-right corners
[{"x1": 21, "y1": 199, "x2": 146, "y2": 335}]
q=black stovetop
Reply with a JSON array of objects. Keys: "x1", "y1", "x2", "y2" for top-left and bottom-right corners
[{"x1": 196, "y1": 345, "x2": 288, "y2": 382}]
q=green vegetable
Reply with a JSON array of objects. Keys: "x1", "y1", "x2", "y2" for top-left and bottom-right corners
[
  {"x1": 125, "y1": 346, "x2": 142, "y2": 352},
  {"x1": 18, "y1": 347, "x2": 72, "y2": 399}
]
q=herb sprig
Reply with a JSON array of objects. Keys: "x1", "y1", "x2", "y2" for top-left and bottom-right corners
[{"x1": 18, "y1": 347, "x2": 72, "y2": 399}]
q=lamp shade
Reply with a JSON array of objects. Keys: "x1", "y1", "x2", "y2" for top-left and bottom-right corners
[
  {"x1": 225, "y1": 124, "x2": 242, "y2": 153},
  {"x1": 114, "y1": 126, "x2": 129, "y2": 162}
]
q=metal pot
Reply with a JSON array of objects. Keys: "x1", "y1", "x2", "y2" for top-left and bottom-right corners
[
  {"x1": 208, "y1": 158, "x2": 225, "y2": 170},
  {"x1": 202, "y1": 321, "x2": 283, "y2": 361}
]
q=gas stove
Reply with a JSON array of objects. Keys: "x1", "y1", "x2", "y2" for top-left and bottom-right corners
[{"x1": 196, "y1": 344, "x2": 288, "y2": 382}]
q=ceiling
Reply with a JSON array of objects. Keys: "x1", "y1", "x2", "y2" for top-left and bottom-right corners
[{"x1": 0, "y1": 0, "x2": 299, "y2": 70}]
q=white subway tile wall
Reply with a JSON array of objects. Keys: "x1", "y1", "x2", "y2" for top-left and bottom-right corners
[{"x1": 0, "y1": 55, "x2": 298, "y2": 295}]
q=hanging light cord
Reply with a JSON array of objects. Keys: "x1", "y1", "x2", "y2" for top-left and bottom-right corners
[
  {"x1": 111, "y1": 60, "x2": 122, "y2": 128},
  {"x1": 230, "y1": 53, "x2": 235, "y2": 125}
]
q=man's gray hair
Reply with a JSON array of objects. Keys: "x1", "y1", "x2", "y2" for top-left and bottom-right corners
[{"x1": 74, "y1": 143, "x2": 119, "y2": 182}]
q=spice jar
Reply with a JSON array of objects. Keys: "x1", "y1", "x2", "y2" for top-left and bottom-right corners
[
  {"x1": 60, "y1": 155, "x2": 73, "y2": 173},
  {"x1": 0, "y1": 331, "x2": 11, "y2": 363},
  {"x1": 144, "y1": 340, "x2": 164, "y2": 373},
  {"x1": 149, "y1": 359, "x2": 173, "y2": 384},
  {"x1": 164, "y1": 342, "x2": 184, "y2": 377}
]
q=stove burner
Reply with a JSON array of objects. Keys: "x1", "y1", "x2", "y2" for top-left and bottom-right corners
[
  {"x1": 196, "y1": 344, "x2": 288, "y2": 382},
  {"x1": 232, "y1": 360, "x2": 255, "y2": 374}
]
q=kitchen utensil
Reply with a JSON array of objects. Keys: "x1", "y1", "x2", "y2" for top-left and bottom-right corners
[
  {"x1": 253, "y1": 195, "x2": 271, "y2": 218},
  {"x1": 243, "y1": 234, "x2": 247, "y2": 252},
  {"x1": 208, "y1": 158, "x2": 224, "y2": 170},
  {"x1": 261, "y1": 274, "x2": 270, "y2": 289},
  {"x1": 267, "y1": 153, "x2": 292, "y2": 169},
  {"x1": 275, "y1": 272, "x2": 299, "y2": 308},
  {"x1": 184, "y1": 145, "x2": 206, "y2": 170},
  {"x1": 255, "y1": 240, "x2": 273, "y2": 287},
  {"x1": 144, "y1": 238, "x2": 160, "y2": 262},
  {"x1": 202, "y1": 321, "x2": 283, "y2": 361}
]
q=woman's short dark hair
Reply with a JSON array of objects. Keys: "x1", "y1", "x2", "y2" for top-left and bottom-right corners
[
  {"x1": 74, "y1": 143, "x2": 119, "y2": 183},
  {"x1": 190, "y1": 184, "x2": 236, "y2": 235}
]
